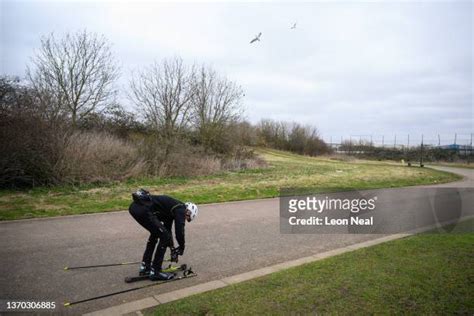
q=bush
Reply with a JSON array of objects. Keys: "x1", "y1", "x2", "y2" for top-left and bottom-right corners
[
  {"x1": 54, "y1": 131, "x2": 147, "y2": 184},
  {"x1": 256, "y1": 119, "x2": 330, "y2": 156},
  {"x1": 0, "y1": 111, "x2": 59, "y2": 187},
  {"x1": 138, "y1": 136, "x2": 266, "y2": 177},
  {"x1": 0, "y1": 77, "x2": 61, "y2": 187}
]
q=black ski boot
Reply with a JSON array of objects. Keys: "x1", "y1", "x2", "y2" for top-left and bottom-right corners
[
  {"x1": 139, "y1": 262, "x2": 151, "y2": 276},
  {"x1": 149, "y1": 268, "x2": 175, "y2": 281}
]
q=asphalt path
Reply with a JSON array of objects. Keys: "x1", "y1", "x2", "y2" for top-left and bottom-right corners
[{"x1": 0, "y1": 166, "x2": 472, "y2": 315}]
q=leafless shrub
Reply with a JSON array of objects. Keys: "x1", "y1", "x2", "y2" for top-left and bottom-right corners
[
  {"x1": 54, "y1": 131, "x2": 147, "y2": 183},
  {"x1": 233, "y1": 121, "x2": 258, "y2": 146},
  {"x1": 166, "y1": 153, "x2": 222, "y2": 177},
  {"x1": 136, "y1": 136, "x2": 220, "y2": 177},
  {"x1": 256, "y1": 119, "x2": 330, "y2": 156}
]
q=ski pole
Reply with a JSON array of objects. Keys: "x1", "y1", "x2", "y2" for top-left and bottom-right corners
[
  {"x1": 64, "y1": 272, "x2": 197, "y2": 306},
  {"x1": 64, "y1": 258, "x2": 174, "y2": 270},
  {"x1": 64, "y1": 261, "x2": 141, "y2": 270}
]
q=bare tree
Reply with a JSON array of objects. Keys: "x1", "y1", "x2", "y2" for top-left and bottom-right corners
[
  {"x1": 192, "y1": 66, "x2": 244, "y2": 152},
  {"x1": 129, "y1": 57, "x2": 195, "y2": 165},
  {"x1": 27, "y1": 30, "x2": 119, "y2": 127}
]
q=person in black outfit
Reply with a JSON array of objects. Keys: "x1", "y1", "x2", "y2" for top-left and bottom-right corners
[{"x1": 129, "y1": 189, "x2": 199, "y2": 280}]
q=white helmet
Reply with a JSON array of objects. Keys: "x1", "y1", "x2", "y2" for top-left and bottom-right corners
[{"x1": 185, "y1": 202, "x2": 198, "y2": 222}]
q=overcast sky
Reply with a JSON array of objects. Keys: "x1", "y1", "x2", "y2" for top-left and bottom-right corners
[{"x1": 1, "y1": 0, "x2": 472, "y2": 145}]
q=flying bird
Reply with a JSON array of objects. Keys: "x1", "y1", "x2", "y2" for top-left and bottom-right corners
[
  {"x1": 250, "y1": 32, "x2": 262, "y2": 44},
  {"x1": 291, "y1": 22, "x2": 297, "y2": 29}
]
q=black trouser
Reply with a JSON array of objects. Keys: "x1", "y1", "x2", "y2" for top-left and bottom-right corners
[{"x1": 129, "y1": 202, "x2": 172, "y2": 271}]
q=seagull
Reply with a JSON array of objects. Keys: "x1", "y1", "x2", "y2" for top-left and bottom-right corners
[
  {"x1": 250, "y1": 32, "x2": 262, "y2": 44},
  {"x1": 291, "y1": 22, "x2": 297, "y2": 29}
]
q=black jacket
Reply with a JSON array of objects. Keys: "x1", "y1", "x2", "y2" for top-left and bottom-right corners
[{"x1": 150, "y1": 195, "x2": 186, "y2": 249}]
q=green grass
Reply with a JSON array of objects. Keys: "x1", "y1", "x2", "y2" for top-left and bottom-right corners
[
  {"x1": 0, "y1": 148, "x2": 461, "y2": 220},
  {"x1": 148, "y1": 219, "x2": 474, "y2": 315}
]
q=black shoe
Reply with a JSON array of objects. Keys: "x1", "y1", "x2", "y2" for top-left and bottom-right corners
[
  {"x1": 139, "y1": 262, "x2": 151, "y2": 276},
  {"x1": 149, "y1": 268, "x2": 175, "y2": 281}
]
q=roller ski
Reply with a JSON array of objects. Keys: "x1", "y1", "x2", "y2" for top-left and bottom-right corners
[
  {"x1": 125, "y1": 263, "x2": 191, "y2": 283},
  {"x1": 133, "y1": 246, "x2": 182, "y2": 275}
]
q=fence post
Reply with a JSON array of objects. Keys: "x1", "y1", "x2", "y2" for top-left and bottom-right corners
[
  {"x1": 469, "y1": 133, "x2": 473, "y2": 164},
  {"x1": 420, "y1": 134, "x2": 424, "y2": 167}
]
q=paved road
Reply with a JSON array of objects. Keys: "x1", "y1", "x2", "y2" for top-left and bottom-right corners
[{"x1": 0, "y1": 166, "x2": 472, "y2": 315}]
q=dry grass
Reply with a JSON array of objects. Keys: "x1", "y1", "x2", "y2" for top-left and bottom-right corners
[{"x1": 55, "y1": 131, "x2": 148, "y2": 183}]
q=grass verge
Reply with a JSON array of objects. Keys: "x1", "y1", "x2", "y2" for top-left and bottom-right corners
[
  {"x1": 0, "y1": 148, "x2": 461, "y2": 220},
  {"x1": 148, "y1": 219, "x2": 474, "y2": 315},
  {"x1": 428, "y1": 162, "x2": 474, "y2": 169}
]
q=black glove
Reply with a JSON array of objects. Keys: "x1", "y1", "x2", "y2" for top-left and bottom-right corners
[
  {"x1": 176, "y1": 246, "x2": 184, "y2": 255},
  {"x1": 170, "y1": 246, "x2": 184, "y2": 262}
]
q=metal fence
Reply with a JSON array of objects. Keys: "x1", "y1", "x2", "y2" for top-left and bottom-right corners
[{"x1": 323, "y1": 133, "x2": 473, "y2": 155}]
